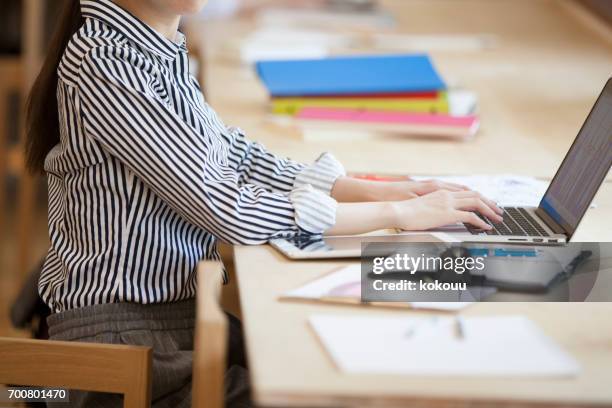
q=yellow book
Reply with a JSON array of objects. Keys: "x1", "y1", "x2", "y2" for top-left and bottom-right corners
[{"x1": 271, "y1": 93, "x2": 449, "y2": 115}]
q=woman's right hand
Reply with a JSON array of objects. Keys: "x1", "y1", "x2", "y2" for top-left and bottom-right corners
[
  {"x1": 392, "y1": 190, "x2": 504, "y2": 231},
  {"x1": 326, "y1": 190, "x2": 503, "y2": 237}
]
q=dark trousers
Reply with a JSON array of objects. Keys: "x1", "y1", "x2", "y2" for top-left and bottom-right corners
[{"x1": 46, "y1": 299, "x2": 251, "y2": 408}]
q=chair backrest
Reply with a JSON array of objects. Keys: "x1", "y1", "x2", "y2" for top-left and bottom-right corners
[
  {"x1": 0, "y1": 336, "x2": 152, "y2": 408},
  {"x1": 192, "y1": 261, "x2": 228, "y2": 408}
]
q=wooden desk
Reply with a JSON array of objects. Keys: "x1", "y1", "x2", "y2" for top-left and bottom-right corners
[
  {"x1": 185, "y1": 0, "x2": 612, "y2": 406},
  {"x1": 186, "y1": 0, "x2": 612, "y2": 178},
  {"x1": 233, "y1": 188, "x2": 612, "y2": 407},
  {"x1": 234, "y1": 253, "x2": 612, "y2": 408}
]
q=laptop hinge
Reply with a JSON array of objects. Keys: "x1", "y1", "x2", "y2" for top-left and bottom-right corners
[{"x1": 535, "y1": 208, "x2": 567, "y2": 235}]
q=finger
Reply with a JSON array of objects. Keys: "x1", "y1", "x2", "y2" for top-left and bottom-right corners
[
  {"x1": 456, "y1": 211, "x2": 492, "y2": 230},
  {"x1": 477, "y1": 195, "x2": 503, "y2": 215},
  {"x1": 456, "y1": 198, "x2": 501, "y2": 221},
  {"x1": 452, "y1": 190, "x2": 482, "y2": 198},
  {"x1": 418, "y1": 180, "x2": 465, "y2": 194},
  {"x1": 452, "y1": 191, "x2": 503, "y2": 215},
  {"x1": 456, "y1": 198, "x2": 503, "y2": 222},
  {"x1": 441, "y1": 182, "x2": 470, "y2": 191}
]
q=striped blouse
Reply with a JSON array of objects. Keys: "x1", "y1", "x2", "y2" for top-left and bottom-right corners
[{"x1": 40, "y1": 0, "x2": 345, "y2": 313}]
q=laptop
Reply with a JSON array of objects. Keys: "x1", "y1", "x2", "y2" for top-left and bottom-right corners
[
  {"x1": 270, "y1": 79, "x2": 612, "y2": 259},
  {"x1": 457, "y1": 78, "x2": 612, "y2": 244}
]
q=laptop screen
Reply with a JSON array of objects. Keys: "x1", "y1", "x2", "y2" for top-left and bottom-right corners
[{"x1": 539, "y1": 79, "x2": 612, "y2": 236}]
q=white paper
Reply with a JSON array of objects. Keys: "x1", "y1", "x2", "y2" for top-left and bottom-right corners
[
  {"x1": 310, "y1": 314, "x2": 580, "y2": 377},
  {"x1": 196, "y1": 0, "x2": 239, "y2": 19},
  {"x1": 241, "y1": 42, "x2": 329, "y2": 64},
  {"x1": 283, "y1": 265, "x2": 483, "y2": 311},
  {"x1": 256, "y1": 8, "x2": 395, "y2": 30},
  {"x1": 448, "y1": 90, "x2": 479, "y2": 116},
  {"x1": 374, "y1": 34, "x2": 498, "y2": 52},
  {"x1": 284, "y1": 264, "x2": 362, "y2": 300},
  {"x1": 413, "y1": 174, "x2": 550, "y2": 207},
  {"x1": 240, "y1": 28, "x2": 353, "y2": 63}
]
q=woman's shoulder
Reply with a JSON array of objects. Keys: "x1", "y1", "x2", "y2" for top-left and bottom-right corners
[{"x1": 58, "y1": 19, "x2": 135, "y2": 87}]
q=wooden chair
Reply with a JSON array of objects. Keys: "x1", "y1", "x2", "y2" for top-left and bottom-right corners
[
  {"x1": 192, "y1": 261, "x2": 228, "y2": 408},
  {"x1": 0, "y1": 337, "x2": 152, "y2": 407},
  {"x1": 1, "y1": 261, "x2": 230, "y2": 408}
]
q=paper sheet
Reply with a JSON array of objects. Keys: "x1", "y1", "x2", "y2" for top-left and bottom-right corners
[
  {"x1": 240, "y1": 28, "x2": 353, "y2": 63},
  {"x1": 413, "y1": 174, "x2": 550, "y2": 207},
  {"x1": 374, "y1": 33, "x2": 498, "y2": 52},
  {"x1": 256, "y1": 8, "x2": 395, "y2": 30},
  {"x1": 310, "y1": 314, "x2": 580, "y2": 377},
  {"x1": 283, "y1": 264, "x2": 484, "y2": 311}
]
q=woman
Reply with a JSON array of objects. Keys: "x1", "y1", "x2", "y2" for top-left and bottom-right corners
[{"x1": 26, "y1": 0, "x2": 502, "y2": 406}]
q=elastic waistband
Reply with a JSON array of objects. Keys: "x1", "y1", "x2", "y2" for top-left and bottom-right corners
[{"x1": 47, "y1": 299, "x2": 196, "y2": 340}]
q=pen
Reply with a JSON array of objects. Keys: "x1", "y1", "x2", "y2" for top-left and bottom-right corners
[
  {"x1": 405, "y1": 317, "x2": 438, "y2": 338},
  {"x1": 455, "y1": 316, "x2": 466, "y2": 340}
]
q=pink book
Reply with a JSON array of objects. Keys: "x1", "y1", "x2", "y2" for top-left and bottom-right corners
[{"x1": 296, "y1": 107, "x2": 479, "y2": 140}]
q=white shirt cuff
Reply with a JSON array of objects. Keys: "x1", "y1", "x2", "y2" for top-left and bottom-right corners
[
  {"x1": 289, "y1": 185, "x2": 338, "y2": 234},
  {"x1": 293, "y1": 153, "x2": 346, "y2": 196}
]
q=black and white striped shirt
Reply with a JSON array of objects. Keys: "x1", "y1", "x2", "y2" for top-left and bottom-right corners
[{"x1": 40, "y1": 0, "x2": 345, "y2": 313}]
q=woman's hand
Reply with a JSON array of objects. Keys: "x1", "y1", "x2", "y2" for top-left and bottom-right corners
[
  {"x1": 326, "y1": 190, "x2": 503, "y2": 236},
  {"x1": 380, "y1": 179, "x2": 470, "y2": 201},
  {"x1": 392, "y1": 190, "x2": 504, "y2": 231},
  {"x1": 331, "y1": 177, "x2": 471, "y2": 203}
]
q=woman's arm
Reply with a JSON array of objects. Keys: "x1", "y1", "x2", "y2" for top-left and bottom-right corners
[
  {"x1": 77, "y1": 45, "x2": 337, "y2": 244},
  {"x1": 330, "y1": 176, "x2": 470, "y2": 203},
  {"x1": 219, "y1": 127, "x2": 345, "y2": 197},
  {"x1": 219, "y1": 127, "x2": 469, "y2": 204},
  {"x1": 327, "y1": 190, "x2": 503, "y2": 236}
]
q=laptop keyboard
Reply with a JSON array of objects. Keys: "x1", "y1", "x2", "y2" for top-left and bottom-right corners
[{"x1": 466, "y1": 207, "x2": 551, "y2": 237}]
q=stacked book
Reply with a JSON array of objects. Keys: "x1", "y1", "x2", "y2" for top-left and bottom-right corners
[{"x1": 255, "y1": 54, "x2": 479, "y2": 140}]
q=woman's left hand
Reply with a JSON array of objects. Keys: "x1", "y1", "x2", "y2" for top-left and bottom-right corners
[
  {"x1": 379, "y1": 179, "x2": 470, "y2": 201},
  {"x1": 332, "y1": 176, "x2": 471, "y2": 203}
]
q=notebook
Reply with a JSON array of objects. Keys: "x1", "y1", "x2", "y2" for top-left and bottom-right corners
[
  {"x1": 297, "y1": 108, "x2": 479, "y2": 141},
  {"x1": 272, "y1": 94, "x2": 449, "y2": 115},
  {"x1": 281, "y1": 264, "x2": 493, "y2": 310},
  {"x1": 256, "y1": 54, "x2": 446, "y2": 97}
]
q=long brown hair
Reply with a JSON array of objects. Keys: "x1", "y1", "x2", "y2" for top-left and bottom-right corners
[{"x1": 25, "y1": 0, "x2": 83, "y2": 174}]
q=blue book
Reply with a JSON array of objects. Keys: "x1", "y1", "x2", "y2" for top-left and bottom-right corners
[{"x1": 255, "y1": 54, "x2": 446, "y2": 97}]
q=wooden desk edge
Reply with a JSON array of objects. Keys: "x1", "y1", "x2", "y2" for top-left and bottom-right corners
[{"x1": 256, "y1": 389, "x2": 610, "y2": 408}]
